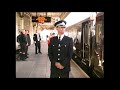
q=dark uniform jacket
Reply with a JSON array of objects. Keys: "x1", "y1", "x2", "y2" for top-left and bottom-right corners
[
  {"x1": 33, "y1": 33, "x2": 41, "y2": 42},
  {"x1": 26, "y1": 34, "x2": 31, "y2": 46},
  {"x1": 48, "y1": 35, "x2": 73, "y2": 73},
  {"x1": 17, "y1": 34, "x2": 27, "y2": 52},
  {"x1": 17, "y1": 34, "x2": 27, "y2": 44}
]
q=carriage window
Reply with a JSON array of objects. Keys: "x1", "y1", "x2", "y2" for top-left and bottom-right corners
[{"x1": 96, "y1": 21, "x2": 103, "y2": 45}]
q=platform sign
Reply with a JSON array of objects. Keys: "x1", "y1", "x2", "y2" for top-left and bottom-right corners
[{"x1": 32, "y1": 16, "x2": 51, "y2": 23}]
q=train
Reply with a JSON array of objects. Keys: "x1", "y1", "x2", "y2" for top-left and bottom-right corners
[{"x1": 66, "y1": 12, "x2": 104, "y2": 78}]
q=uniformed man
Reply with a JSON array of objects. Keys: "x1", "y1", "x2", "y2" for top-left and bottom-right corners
[
  {"x1": 25, "y1": 30, "x2": 31, "y2": 57},
  {"x1": 33, "y1": 30, "x2": 42, "y2": 54},
  {"x1": 48, "y1": 20, "x2": 73, "y2": 78},
  {"x1": 17, "y1": 29, "x2": 27, "y2": 61}
]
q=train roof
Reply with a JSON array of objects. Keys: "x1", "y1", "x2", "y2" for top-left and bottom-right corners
[{"x1": 66, "y1": 17, "x2": 91, "y2": 31}]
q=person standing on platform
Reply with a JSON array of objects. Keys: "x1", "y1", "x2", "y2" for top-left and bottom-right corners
[
  {"x1": 48, "y1": 20, "x2": 73, "y2": 78},
  {"x1": 25, "y1": 30, "x2": 31, "y2": 57},
  {"x1": 17, "y1": 29, "x2": 27, "y2": 61},
  {"x1": 33, "y1": 30, "x2": 42, "y2": 54},
  {"x1": 47, "y1": 33, "x2": 55, "y2": 48}
]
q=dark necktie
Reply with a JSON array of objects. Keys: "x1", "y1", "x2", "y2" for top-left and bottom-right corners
[{"x1": 58, "y1": 36, "x2": 61, "y2": 41}]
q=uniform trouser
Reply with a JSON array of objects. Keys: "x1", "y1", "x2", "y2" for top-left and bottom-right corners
[
  {"x1": 50, "y1": 69, "x2": 69, "y2": 78},
  {"x1": 20, "y1": 43, "x2": 26, "y2": 60},
  {"x1": 35, "y1": 41, "x2": 41, "y2": 53},
  {"x1": 25, "y1": 46, "x2": 28, "y2": 55}
]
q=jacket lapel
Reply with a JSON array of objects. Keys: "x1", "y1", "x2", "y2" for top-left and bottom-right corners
[{"x1": 60, "y1": 36, "x2": 67, "y2": 44}]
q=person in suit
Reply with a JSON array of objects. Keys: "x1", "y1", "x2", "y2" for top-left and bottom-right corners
[
  {"x1": 33, "y1": 30, "x2": 42, "y2": 54},
  {"x1": 25, "y1": 30, "x2": 31, "y2": 57},
  {"x1": 17, "y1": 29, "x2": 27, "y2": 60},
  {"x1": 48, "y1": 20, "x2": 73, "y2": 78}
]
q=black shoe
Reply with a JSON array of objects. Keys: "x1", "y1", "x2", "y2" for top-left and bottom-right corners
[
  {"x1": 20, "y1": 54, "x2": 26, "y2": 61},
  {"x1": 20, "y1": 57, "x2": 26, "y2": 61},
  {"x1": 39, "y1": 52, "x2": 42, "y2": 54},
  {"x1": 22, "y1": 59, "x2": 26, "y2": 61},
  {"x1": 25, "y1": 56, "x2": 29, "y2": 58},
  {"x1": 35, "y1": 53, "x2": 38, "y2": 54}
]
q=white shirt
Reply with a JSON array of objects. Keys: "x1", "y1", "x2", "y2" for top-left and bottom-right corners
[
  {"x1": 58, "y1": 34, "x2": 64, "y2": 41},
  {"x1": 36, "y1": 33, "x2": 40, "y2": 41}
]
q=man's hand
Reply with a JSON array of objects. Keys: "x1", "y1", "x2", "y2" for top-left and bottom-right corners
[{"x1": 55, "y1": 62, "x2": 64, "y2": 69}]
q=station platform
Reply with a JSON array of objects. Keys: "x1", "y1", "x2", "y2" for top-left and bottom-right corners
[{"x1": 16, "y1": 41, "x2": 90, "y2": 78}]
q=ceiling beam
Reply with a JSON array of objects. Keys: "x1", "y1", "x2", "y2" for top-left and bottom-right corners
[{"x1": 60, "y1": 12, "x2": 71, "y2": 20}]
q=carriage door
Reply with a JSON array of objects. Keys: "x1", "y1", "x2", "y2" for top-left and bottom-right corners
[{"x1": 81, "y1": 19, "x2": 92, "y2": 66}]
